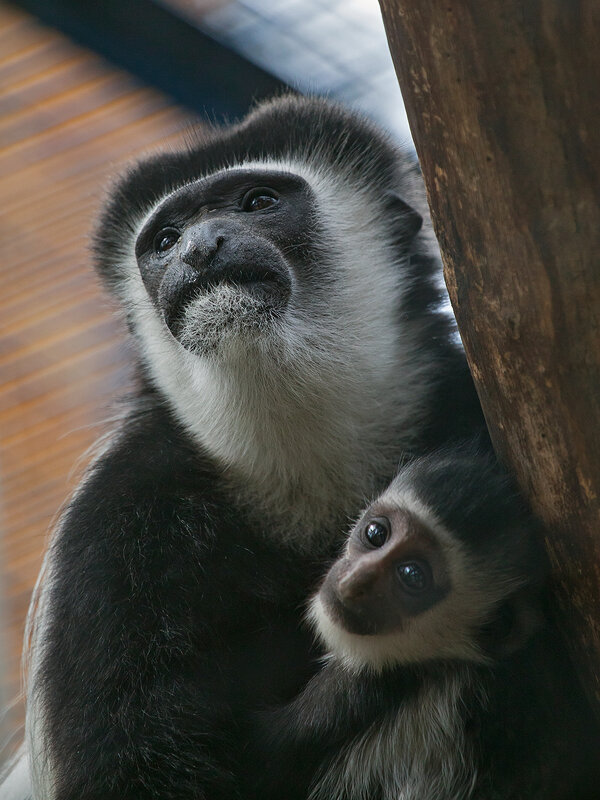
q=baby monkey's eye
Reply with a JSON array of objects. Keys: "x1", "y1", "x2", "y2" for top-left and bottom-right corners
[
  {"x1": 364, "y1": 518, "x2": 390, "y2": 548},
  {"x1": 396, "y1": 561, "x2": 432, "y2": 594},
  {"x1": 240, "y1": 187, "x2": 279, "y2": 212}
]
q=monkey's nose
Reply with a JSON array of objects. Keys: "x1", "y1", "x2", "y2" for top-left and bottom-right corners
[
  {"x1": 337, "y1": 562, "x2": 381, "y2": 603},
  {"x1": 180, "y1": 229, "x2": 224, "y2": 270}
]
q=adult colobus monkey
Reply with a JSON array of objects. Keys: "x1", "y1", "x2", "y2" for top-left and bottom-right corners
[
  {"x1": 2, "y1": 96, "x2": 486, "y2": 799},
  {"x1": 252, "y1": 450, "x2": 600, "y2": 800}
]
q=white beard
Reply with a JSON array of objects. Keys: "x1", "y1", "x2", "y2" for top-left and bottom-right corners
[{"x1": 176, "y1": 283, "x2": 280, "y2": 356}]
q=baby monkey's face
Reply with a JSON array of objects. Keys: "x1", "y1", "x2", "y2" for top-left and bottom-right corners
[
  {"x1": 310, "y1": 458, "x2": 543, "y2": 671},
  {"x1": 319, "y1": 506, "x2": 452, "y2": 637}
]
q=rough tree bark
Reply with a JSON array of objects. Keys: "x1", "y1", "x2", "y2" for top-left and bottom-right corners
[{"x1": 378, "y1": 0, "x2": 600, "y2": 709}]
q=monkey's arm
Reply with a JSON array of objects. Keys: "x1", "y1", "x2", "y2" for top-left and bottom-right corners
[
  {"x1": 29, "y1": 407, "x2": 312, "y2": 800},
  {"x1": 249, "y1": 662, "x2": 411, "y2": 800}
]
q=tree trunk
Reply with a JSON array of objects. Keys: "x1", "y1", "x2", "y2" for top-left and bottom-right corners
[{"x1": 378, "y1": 0, "x2": 600, "y2": 709}]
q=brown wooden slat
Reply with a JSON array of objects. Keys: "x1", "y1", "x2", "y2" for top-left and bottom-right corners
[
  {"x1": 0, "y1": 55, "x2": 111, "y2": 117},
  {"x1": 0, "y1": 72, "x2": 142, "y2": 146},
  {"x1": 0, "y1": 88, "x2": 173, "y2": 176}
]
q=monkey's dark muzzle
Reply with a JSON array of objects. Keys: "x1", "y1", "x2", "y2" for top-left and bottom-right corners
[{"x1": 161, "y1": 256, "x2": 292, "y2": 340}]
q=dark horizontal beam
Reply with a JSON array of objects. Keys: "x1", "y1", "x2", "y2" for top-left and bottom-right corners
[{"x1": 10, "y1": 0, "x2": 288, "y2": 119}]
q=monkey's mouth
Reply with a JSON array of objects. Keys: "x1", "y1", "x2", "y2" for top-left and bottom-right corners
[
  {"x1": 323, "y1": 593, "x2": 384, "y2": 637},
  {"x1": 163, "y1": 267, "x2": 291, "y2": 340}
]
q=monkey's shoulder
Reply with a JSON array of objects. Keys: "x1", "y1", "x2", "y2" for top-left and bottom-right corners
[{"x1": 50, "y1": 399, "x2": 313, "y2": 618}]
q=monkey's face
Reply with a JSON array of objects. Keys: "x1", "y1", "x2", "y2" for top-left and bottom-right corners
[
  {"x1": 135, "y1": 169, "x2": 319, "y2": 355},
  {"x1": 95, "y1": 97, "x2": 437, "y2": 492},
  {"x1": 319, "y1": 509, "x2": 451, "y2": 638},
  {"x1": 99, "y1": 127, "x2": 431, "y2": 490},
  {"x1": 309, "y1": 480, "x2": 539, "y2": 671}
]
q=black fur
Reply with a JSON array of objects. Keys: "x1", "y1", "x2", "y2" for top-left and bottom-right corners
[
  {"x1": 40, "y1": 401, "x2": 322, "y2": 799},
  {"x1": 251, "y1": 641, "x2": 600, "y2": 800}
]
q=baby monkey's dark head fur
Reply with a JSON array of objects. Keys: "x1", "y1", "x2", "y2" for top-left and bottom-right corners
[{"x1": 311, "y1": 448, "x2": 547, "y2": 671}]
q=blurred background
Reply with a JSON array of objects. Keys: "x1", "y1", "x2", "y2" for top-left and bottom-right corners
[{"x1": 0, "y1": 0, "x2": 412, "y2": 762}]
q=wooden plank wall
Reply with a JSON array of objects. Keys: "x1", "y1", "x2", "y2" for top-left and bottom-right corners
[{"x1": 0, "y1": 1, "x2": 196, "y2": 757}]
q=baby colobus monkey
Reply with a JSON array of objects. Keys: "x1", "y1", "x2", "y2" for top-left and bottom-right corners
[
  {"x1": 254, "y1": 449, "x2": 600, "y2": 800},
  {"x1": 1, "y1": 95, "x2": 489, "y2": 800}
]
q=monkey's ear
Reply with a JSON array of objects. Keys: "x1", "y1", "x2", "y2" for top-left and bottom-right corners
[
  {"x1": 480, "y1": 590, "x2": 545, "y2": 659},
  {"x1": 384, "y1": 192, "x2": 423, "y2": 242}
]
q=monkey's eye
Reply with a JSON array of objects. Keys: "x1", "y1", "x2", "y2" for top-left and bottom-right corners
[
  {"x1": 240, "y1": 188, "x2": 279, "y2": 212},
  {"x1": 154, "y1": 228, "x2": 180, "y2": 254},
  {"x1": 364, "y1": 518, "x2": 390, "y2": 548},
  {"x1": 397, "y1": 561, "x2": 432, "y2": 594}
]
